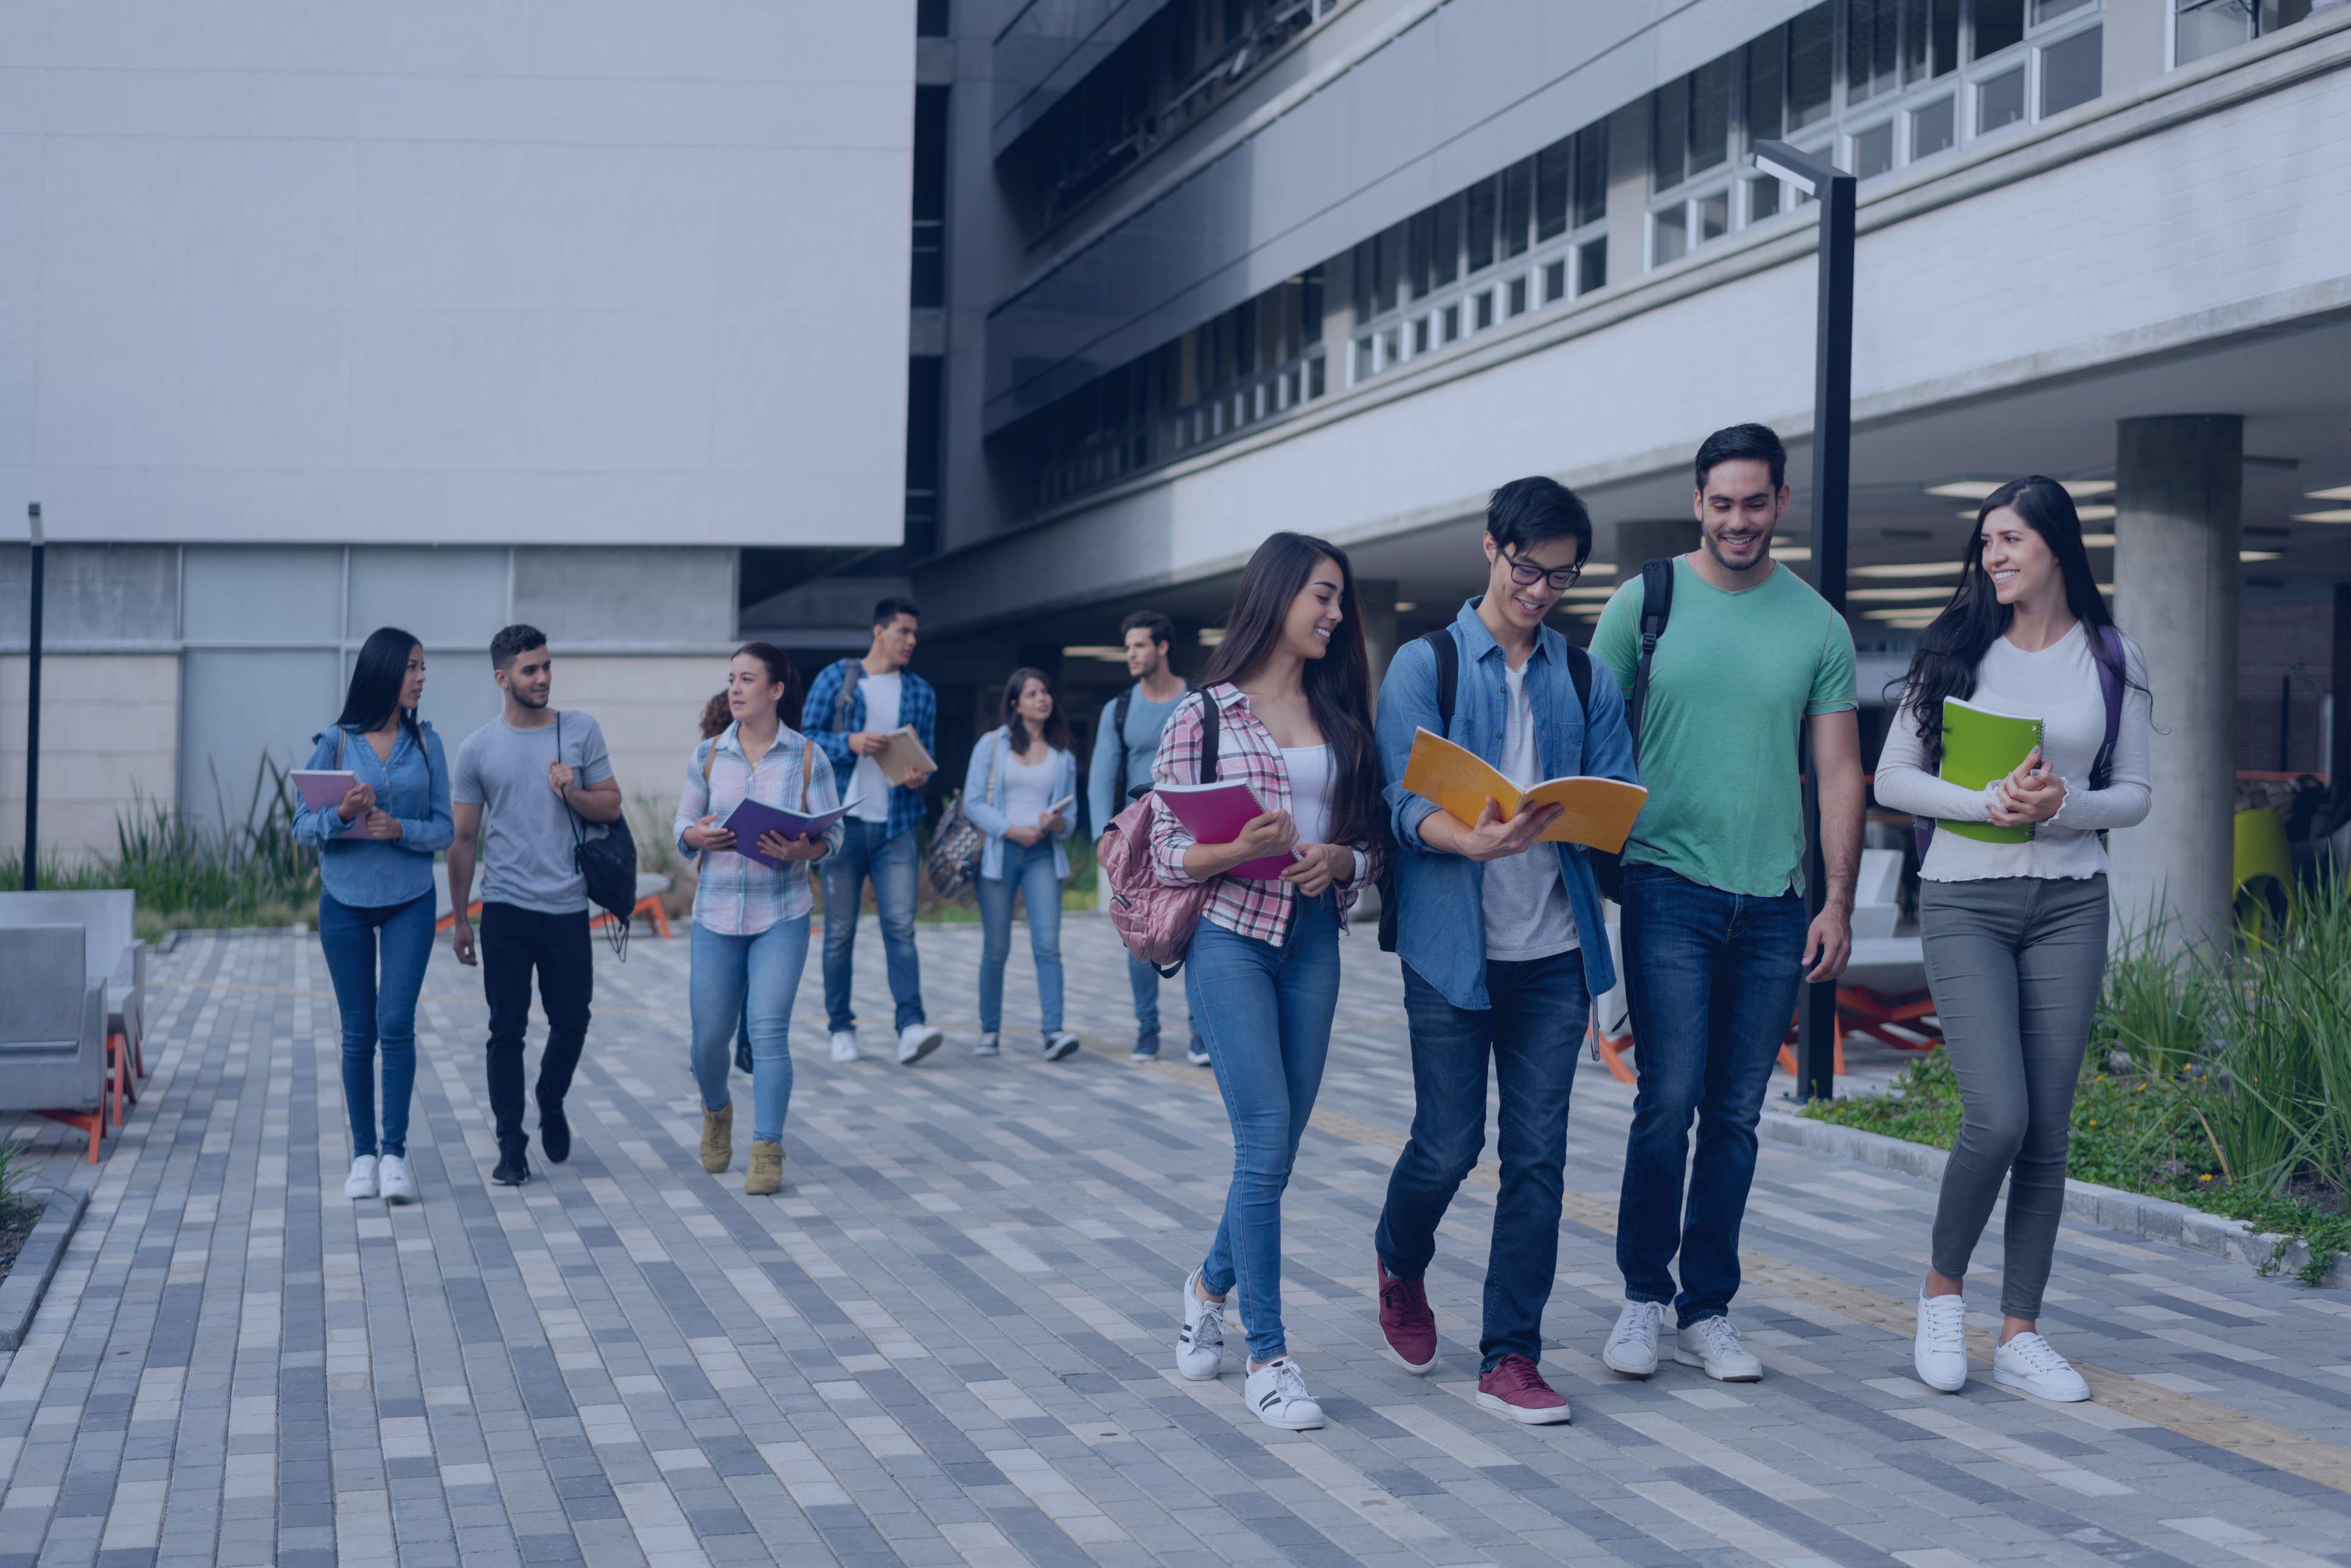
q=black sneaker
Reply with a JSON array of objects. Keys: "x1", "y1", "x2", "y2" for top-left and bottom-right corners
[
  {"x1": 492, "y1": 1146, "x2": 532, "y2": 1186},
  {"x1": 734, "y1": 1037, "x2": 753, "y2": 1075},
  {"x1": 539, "y1": 1103, "x2": 571, "y2": 1165}
]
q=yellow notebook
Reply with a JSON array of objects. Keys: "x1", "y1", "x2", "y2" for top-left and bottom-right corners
[{"x1": 1400, "y1": 728, "x2": 1647, "y2": 852}]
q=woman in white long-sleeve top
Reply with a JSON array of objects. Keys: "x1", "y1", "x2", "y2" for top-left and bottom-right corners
[
  {"x1": 1873, "y1": 476, "x2": 2151, "y2": 1403},
  {"x1": 963, "y1": 667, "x2": 1079, "y2": 1060}
]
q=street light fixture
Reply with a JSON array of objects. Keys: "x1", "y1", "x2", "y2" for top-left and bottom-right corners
[
  {"x1": 22, "y1": 503, "x2": 42, "y2": 891},
  {"x1": 1754, "y1": 139, "x2": 1854, "y2": 1105}
]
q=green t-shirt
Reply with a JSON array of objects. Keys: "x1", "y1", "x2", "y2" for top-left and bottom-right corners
[{"x1": 1592, "y1": 557, "x2": 1856, "y2": 897}]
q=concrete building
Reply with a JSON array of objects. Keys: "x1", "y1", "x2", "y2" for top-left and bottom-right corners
[{"x1": 0, "y1": 2, "x2": 923, "y2": 857}]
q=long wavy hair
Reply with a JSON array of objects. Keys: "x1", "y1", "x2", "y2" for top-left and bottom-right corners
[
  {"x1": 335, "y1": 627, "x2": 426, "y2": 750},
  {"x1": 1896, "y1": 475, "x2": 2136, "y2": 771},
  {"x1": 731, "y1": 642, "x2": 804, "y2": 729},
  {"x1": 1197, "y1": 531, "x2": 1381, "y2": 848},
  {"x1": 999, "y1": 666, "x2": 1073, "y2": 753}
]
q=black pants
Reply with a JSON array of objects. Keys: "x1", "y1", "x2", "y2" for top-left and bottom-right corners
[{"x1": 480, "y1": 901, "x2": 593, "y2": 1155}]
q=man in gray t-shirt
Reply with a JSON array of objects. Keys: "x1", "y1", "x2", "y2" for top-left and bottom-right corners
[{"x1": 446, "y1": 625, "x2": 622, "y2": 1186}]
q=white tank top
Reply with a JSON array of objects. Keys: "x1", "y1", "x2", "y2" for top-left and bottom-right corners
[{"x1": 1281, "y1": 744, "x2": 1334, "y2": 845}]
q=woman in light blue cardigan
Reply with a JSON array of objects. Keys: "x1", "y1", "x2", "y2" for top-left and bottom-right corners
[{"x1": 963, "y1": 666, "x2": 1079, "y2": 1060}]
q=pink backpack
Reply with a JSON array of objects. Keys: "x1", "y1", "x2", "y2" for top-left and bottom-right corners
[{"x1": 1101, "y1": 693, "x2": 1222, "y2": 973}]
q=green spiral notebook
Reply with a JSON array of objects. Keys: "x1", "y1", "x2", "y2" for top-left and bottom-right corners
[{"x1": 1937, "y1": 696, "x2": 2043, "y2": 844}]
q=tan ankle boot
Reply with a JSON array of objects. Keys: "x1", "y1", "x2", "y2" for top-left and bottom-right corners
[
  {"x1": 700, "y1": 1102, "x2": 733, "y2": 1173},
  {"x1": 745, "y1": 1138, "x2": 785, "y2": 1195}
]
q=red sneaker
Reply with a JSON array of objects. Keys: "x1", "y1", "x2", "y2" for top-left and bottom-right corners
[
  {"x1": 1476, "y1": 1354, "x2": 1572, "y2": 1425},
  {"x1": 1376, "y1": 1256, "x2": 1439, "y2": 1374}
]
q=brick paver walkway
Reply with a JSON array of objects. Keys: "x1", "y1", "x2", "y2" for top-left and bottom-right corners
[{"x1": 4, "y1": 916, "x2": 2349, "y2": 1568}]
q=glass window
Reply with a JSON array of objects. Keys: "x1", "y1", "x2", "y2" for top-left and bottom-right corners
[
  {"x1": 1849, "y1": 0, "x2": 1901, "y2": 101},
  {"x1": 2035, "y1": 0, "x2": 2094, "y2": 18},
  {"x1": 918, "y1": 0, "x2": 950, "y2": 35},
  {"x1": 1353, "y1": 336, "x2": 1374, "y2": 381},
  {"x1": 1749, "y1": 173, "x2": 1782, "y2": 221},
  {"x1": 1578, "y1": 237, "x2": 1608, "y2": 294},
  {"x1": 1507, "y1": 275, "x2": 1529, "y2": 316},
  {"x1": 1467, "y1": 176, "x2": 1499, "y2": 272},
  {"x1": 1747, "y1": 29, "x2": 1785, "y2": 146},
  {"x1": 1441, "y1": 303, "x2": 1461, "y2": 343},
  {"x1": 1653, "y1": 204, "x2": 1688, "y2": 265},
  {"x1": 2040, "y1": 26, "x2": 2102, "y2": 115},
  {"x1": 1413, "y1": 315, "x2": 1431, "y2": 354},
  {"x1": 1852, "y1": 122, "x2": 1895, "y2": 179},
  {"x1": 1433, "y1": 194, "x2": 1461, "y2": 287},
  {"x1": 1376, "y1": 225, "x2": 1404, "y2": 315},
  {"x1": 1902, "y1": 0, "x2": 1931, "y2": 80},
  {"x1": 1652, "y1": 75, "x2": 1689, "y2": 189},
  {"x1": 1977, "y1": 65, "x2": 2026, "y2": 130},
  {"x1": 1501, "y1": 157, "x2": 1534, "y2": 259},
  {"x1": 1974, "y1": 0, "x2": 2026, "y2": 57},
  {"x1": 1535, "y1": 138, "x2": 1571, "y2": 242},
  {"x1": 1690, "y1": 54, "x2": 1733, "y2": 172},
  {"x1": 2176, "y1": 0, "x2": 2255, "y2": 64},
  {"x1": 1789, "y1": 4, "x2": 1836, "y2": 127},
  {"x1": 1910, "y1": 95, "x2": 1956, "y2": 157},
  {"x1": 1472, "y1": 290, "x2": 1496, "y2": 330},
  {"x1": 1543, "y1": 257, "x2": 1567, "y2": 302},
  {"x1": 1407, "y1": 207, "x2": 1435, "y2": 300},
  {"x1": 1696, "y1": 190, "x2": 1729, "y2": 243},
  {"x1": 1573, "y1": 125, "x2": 1609, "y2": 227},
  {"x1": 1351, "y1": 239, "x2": 1374, "y2": 324}
]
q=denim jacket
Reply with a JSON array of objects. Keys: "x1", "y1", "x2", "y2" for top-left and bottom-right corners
[
  {"x1": 962, "y1": 727, "x2": 1076, "y2": 882},
  {"x1": 292, "y1": 722, "x2": 455, "y2": 910},
  {"x1": 1376, "y1": 598, "x2": 1638, "y2": 1010}
]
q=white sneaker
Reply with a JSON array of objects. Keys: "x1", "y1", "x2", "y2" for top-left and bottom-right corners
[
  {"x1": 1185, "y1": 1044, "x2": 1211, "y2": 1067},
  {"x1": 1601, "y1": 1299, "x2": 1665, "y2": 1377},
  {"x1": 1043, "y1": 1030, "x2": 1081, "y2": 1061},
  {"x1": 973, "y1": 1032, "x2": 1000, "y2": 1058},
  {"x1": 1176, "y1": 1269, "x2": 1226, "y2": 1381},
  {"x1": 829, "y1": 1031, "x2": 859, "y2": 1063},
  {"x1": 377, "y1": 1154, "x2": 417, "y2": 1205},
  {"x1": 897, "y1": 1023, "x2": 943, "y2": 1065},
  {"x1": 1675, "y1": 1314, "x2": 1763, "y2": 1381},
  {"x1": 1242, "y1": 1357, "x2": 1324, "y2": 1430},
  {"x1": 343, "y1": 1155, "x2": 378, "y2": 1199},
  {"x1": 1993, "y1": 1332, "x2": 2090, "y2": 1402},
  {"x1": 1914, "y1": 1292, "x2": 1968, "y2": 1392}
]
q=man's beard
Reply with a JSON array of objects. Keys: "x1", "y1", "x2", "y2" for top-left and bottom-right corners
[{"x1": 510, "y1": 686, "x2": 549, "y2": 710}]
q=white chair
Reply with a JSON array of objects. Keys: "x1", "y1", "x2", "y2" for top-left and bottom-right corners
[
  {"x1": 0, "y1": 890, "x2": 144, "y2": 1109},
  {"x1": 0, "y1": 924, "x2": 110, "y2": 1162},
  {"x1": 1851, "y1": 847, "x2": 1903, "y2": 939}
]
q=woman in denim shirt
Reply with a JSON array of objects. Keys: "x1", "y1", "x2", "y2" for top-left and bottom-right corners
[
  {"x1": 963, "y1": 667, "x2": 1079, "y2": 1061},
  {"x1": 292, "y1": 627, "x2": 455, "y2": 1206}
]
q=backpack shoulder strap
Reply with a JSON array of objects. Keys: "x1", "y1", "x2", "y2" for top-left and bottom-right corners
[
  {"x1": 799, "y1": 730, "x2": 814, "y2": 810},
  {"x1": 1197, "y1": 690, "x2": 1221, "y2": 783},
  {"x1": 1626, "y1": 559, "x2": 1677, "y2": 756},
  {"x1": 1114, "y1": 686, "x2": 1136, "y2": 786},
  {"x1": 1567, "y1": 643, "x2": 1593, "y2": 717},
  {"x1": 1419, "y1": 629, "x2": 1460, "y2": 734},
  {"x1": 701, "y1": 736, "x2": 717, "y2": 784},
  {"x1": 832, "y1": 660, "x2": 862, "y2": 731}
]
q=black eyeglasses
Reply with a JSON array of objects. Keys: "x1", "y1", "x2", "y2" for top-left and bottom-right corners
[{"x1": 1503, "y1": 549, "x2": 1583, "y2": 593}]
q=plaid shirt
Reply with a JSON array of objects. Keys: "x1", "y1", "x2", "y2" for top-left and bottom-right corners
[
  {"x1": 673, "y1": 725, "x2": 845, "y2": 935},
  {"x1": 1147, "y1": 684, "x2": 1379, "y2": 947},
  {"x1": 801, "y1": 659, "x2": 936, "y2": 843}
]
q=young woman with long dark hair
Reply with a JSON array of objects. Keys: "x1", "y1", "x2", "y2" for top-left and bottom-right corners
[
  {"x1": 675, "y1": 643, "x2": 836, "y2": 1195},
  {"x1": 1874, "y1": 476, "x2": 2151, "y2": 1401},
  {"x1": 963, "y1": 667, "x2": 1080, "y2": 1059},
  {"x1": 1149, "y1": 531, "x2": 1383, "y2": 1430},
  {"x1": 293, "y1": 627, "x2": 455, "y2": 1205}
]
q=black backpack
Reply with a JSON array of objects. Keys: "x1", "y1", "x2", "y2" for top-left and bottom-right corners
[
  {"x1": 1376, "y1": 625, "x2": 1594, "y2": 953},
  {"x1": 557, "y1": 711, "x2": 639, "y2": 956},
  {"x1": 1588, "y1": 559, "x2": 1675, "y2": 903}
]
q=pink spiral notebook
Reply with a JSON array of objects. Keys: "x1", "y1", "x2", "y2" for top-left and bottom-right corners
[
  {"x1": 1154, "y1": 780, "x2": 1300, "y2": 880},
  {"x1": 290, "y1": 770, "x2": 369, "y2": 841}
]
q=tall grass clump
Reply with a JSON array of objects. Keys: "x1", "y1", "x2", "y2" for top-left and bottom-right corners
[{"x1": 2201, "y1": 869, "x2": 2351, "y2": 1200}]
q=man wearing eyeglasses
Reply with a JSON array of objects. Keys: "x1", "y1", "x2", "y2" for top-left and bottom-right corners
[{"x1": 1368, "y1": 476, "x2": 1637, "y2": 1424}]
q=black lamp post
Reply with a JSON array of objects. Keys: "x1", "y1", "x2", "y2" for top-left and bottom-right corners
[
  {"x1": 22, "y1": 503, "x2": 42, "y2": 890},
  {"x1": 1753, "y1": 140, "x2": 1855, "y2": 1104}
]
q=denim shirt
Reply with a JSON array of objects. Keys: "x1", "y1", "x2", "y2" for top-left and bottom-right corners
[
  {"x1": 1376, "y1": 598, "x2": 1639, "y2": 1011},
  {"x1": 962, "y1": 727, "x2": 1077, "y2": 882},
  {"x1": 292, "y1": 722, "x2": 456, "y2": 910}
]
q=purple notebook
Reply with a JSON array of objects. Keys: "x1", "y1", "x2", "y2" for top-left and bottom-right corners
[
  {"x1": 720, "y1": 793, "x2": 865, "y2": 868},
  {"x1": 1154, "y1": 780, "x2": 1299, "y2": 880},
  {"x1": 291, "y1": 770, "x2": 369, "y2": 840}
]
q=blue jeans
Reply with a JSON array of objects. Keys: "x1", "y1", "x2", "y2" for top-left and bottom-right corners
[
  {"x1": 690, "y1": 918, "x2": 810, "y2": 1143},
  {"x1": 1126, "y1": 952, "x2": 1205, "y2": 1055},
  {"x1": 1186, "y1": 895, "x2": 1341, "y2": 1364},
  {"x1": 821, "y1": 819, "x2": 924, "y2": 1034},
  {"x1": 1376, "y1": 950, "x2": 1590, "y2": 1369},
  {"x1": 977, "y1": 838, "x2": 1064, "y2": 1035},
  {"x1": 1616, "y1": 864, "x2": 1808, "y2": 1325},
  {"x1": 318, "y1": 890, "x2": 435, "y2": 1159}
]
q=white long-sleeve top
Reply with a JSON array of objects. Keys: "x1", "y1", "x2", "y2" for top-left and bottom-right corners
[{"x1": 1873, "y1": 622, "x2": 2151, "y2": 882}]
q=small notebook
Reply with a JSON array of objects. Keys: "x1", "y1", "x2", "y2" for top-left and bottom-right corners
[
  {"x1": 290, "y1": 770, "x2": 369, "y2": 841},
  {"x1": 1154, "y1": 779, "x2": 1300, "y2": 880},
  {"x1": 1937, "y1": 697, "x2": 2043, "y2": 844},
  {"x1": 1398, "y1": 729, "x2": 1647, "y2": 851},
  {"x1": 720, "y1": 793, "x2": 869, "y2": 868},
  {"x1": 873, "y1": 726, "x2": 936, "y2": 784}
]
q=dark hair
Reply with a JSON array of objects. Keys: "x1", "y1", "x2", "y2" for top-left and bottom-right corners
[
  {"x1": 1694, "y1": 423, "x2": 1787, "y2": 491},
  {"x1": 489, "y1": 623, "x2": 546, "y2": 670},
  {"x1": 336, "y1": 627, "x2": 425, "y2": 750},
  {"x1": 1897, "y1": 476, "x2": 2139, "y2": 772},
  {"x1": 999, "y1": 666, "x2": 1072, "y2": 754},
  {"x1": 1120, "y1": 609, "x2": 1176, "y2": 649},
  {"x1": 731, "y1": 642, "x2": 804, "y2": 729},
  {"x1": 1196, "y1": 532, "x2": 1382, "y2": 849},
  {"x1": 872, "y1": 596, "x2": 921, "y2": 629},
  {"x1": 1486, "y1": 476, "x2": 1592, "y2": 563},
  {"x1": 698, "y1": 691, "x2": 731, "y2": 740}
]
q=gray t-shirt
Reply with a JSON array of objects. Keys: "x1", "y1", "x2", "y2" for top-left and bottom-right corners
[
  {"x1": 452, "y1": 712, "x2": 615, "y2": 915},
  {"x1": 1482, "y1": 661, "x2": 1580, "y2": 962},
  {"x1": 1087, "y1": 683, "x2": 1186, "y2": 831}
]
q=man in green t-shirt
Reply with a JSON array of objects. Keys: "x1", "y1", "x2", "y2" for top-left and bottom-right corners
[{"x1": 1588, "y1": 423, "x2": 1864, "y2": 1384}]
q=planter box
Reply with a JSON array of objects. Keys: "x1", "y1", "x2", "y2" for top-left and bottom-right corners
[{"x1": 0, "y1": 1188, "x2": 89, "y2": 1352}]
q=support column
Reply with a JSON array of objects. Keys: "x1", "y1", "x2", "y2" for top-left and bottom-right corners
[
  {"x1": 2332, "y1": 584, "x2": 2350, "y2": 784},
  {"x1": 2108, "y1": 415, "x2": 2241, "y2": 952},
  {"x1": 1357, "y1": 578, "x2": 1399, "y2": 702}
]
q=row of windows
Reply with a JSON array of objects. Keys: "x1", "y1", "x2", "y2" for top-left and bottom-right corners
[{"x1": 2178, "y1": 1, "x2": 2338, "y2": 66}]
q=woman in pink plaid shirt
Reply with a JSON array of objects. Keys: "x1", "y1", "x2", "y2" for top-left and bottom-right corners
[{"x1": 1153, "y1": 532, "x2": 1383, "y2": 1432}]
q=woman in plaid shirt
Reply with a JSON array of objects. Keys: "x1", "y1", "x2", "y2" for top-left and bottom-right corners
[
  {"x1": 1152, "y1": 532, "x2": 1384, "y2": 1432},
  {"x1": 675, "y1": 644, "x2": 843, "y2": 1196}
]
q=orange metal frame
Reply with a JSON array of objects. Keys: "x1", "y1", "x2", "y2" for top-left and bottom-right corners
[{"x1": 437, "y1": 894, "x2": 670, "y2": 940}]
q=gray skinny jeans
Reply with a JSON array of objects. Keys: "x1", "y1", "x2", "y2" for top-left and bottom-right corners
[{"x1": 1920, "y1": 874, "x2": 2108, "y2": 1319}]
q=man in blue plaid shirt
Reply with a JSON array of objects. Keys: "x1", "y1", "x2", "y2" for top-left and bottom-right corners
[{"x1": 803, "y1": 597, "x2": 944, "y2": 1067}]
